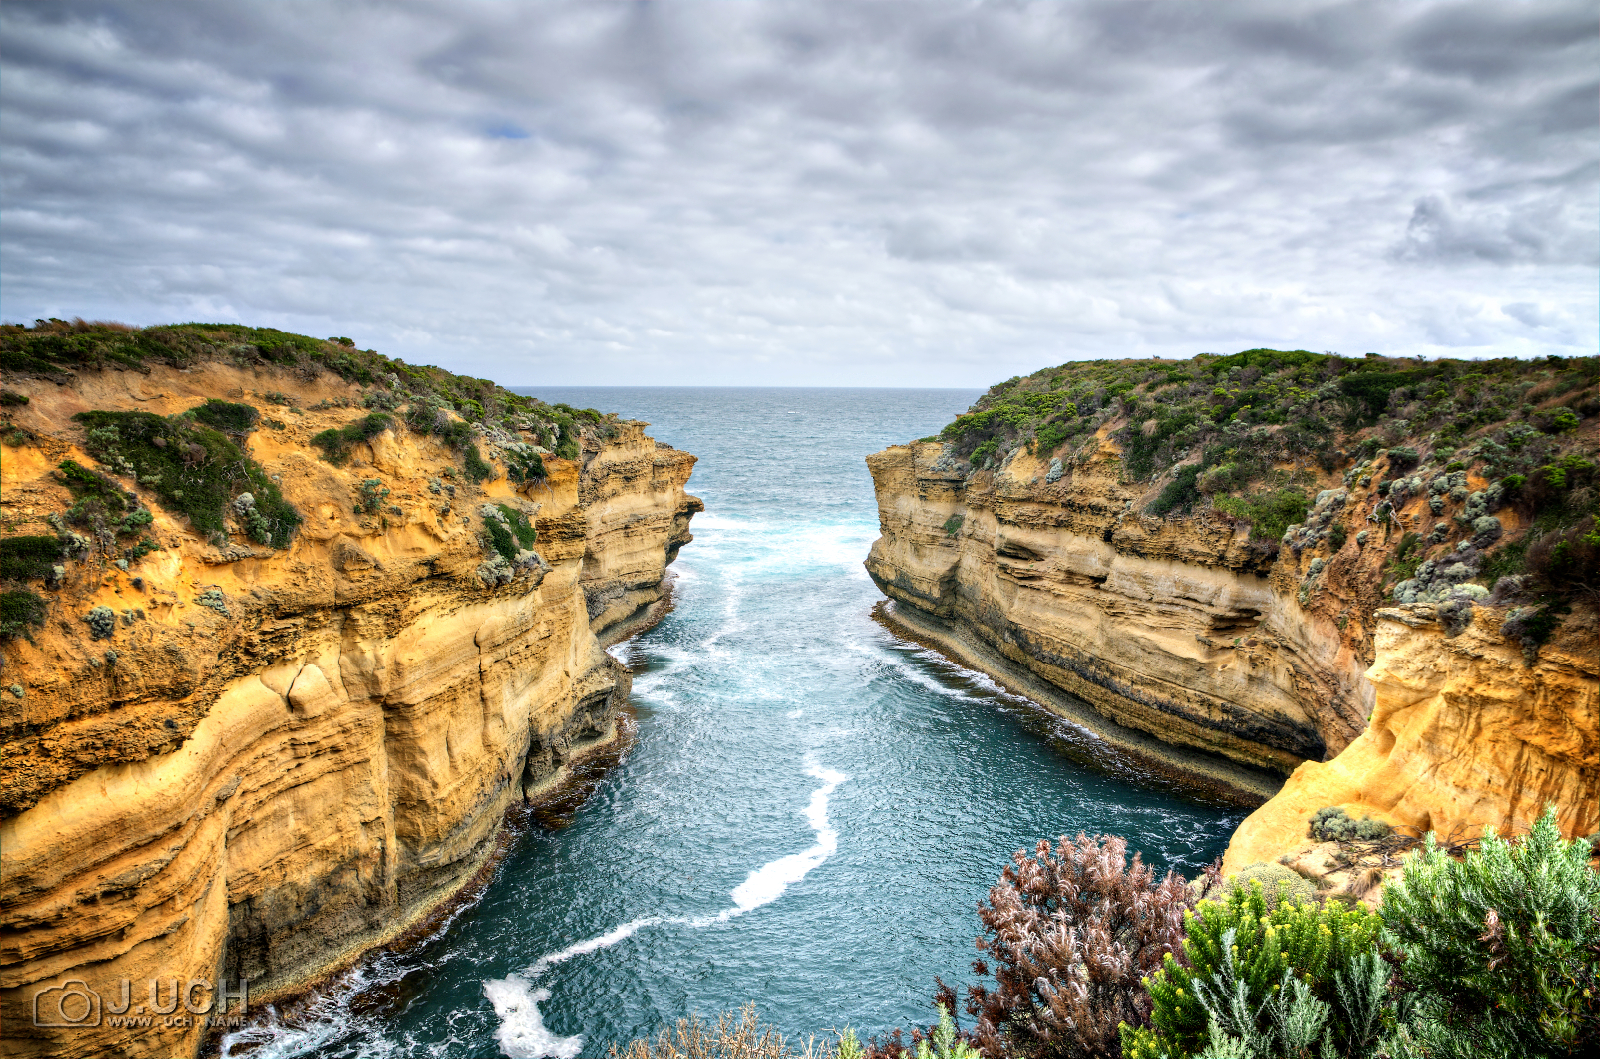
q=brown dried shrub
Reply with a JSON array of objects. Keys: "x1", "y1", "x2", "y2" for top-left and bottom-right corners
[{"x1": 956, "y1": 833, "x2": 1195, "y2": 1059}]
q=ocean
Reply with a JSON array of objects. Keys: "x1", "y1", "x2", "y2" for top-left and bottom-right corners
[{"x1": 222, "y1": 387, "x2": 1243, "y2": 1059}]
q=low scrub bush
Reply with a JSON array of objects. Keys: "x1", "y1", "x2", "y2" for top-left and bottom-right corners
[
  {"x1": 1212, "y1": 488, "x2": 1310, "y2": 542},
  {"x1": 75, "y1": 408, "x2": 299, "y2": 547},
  {"x1": 1, "y1": 535, "x2": 65, "y2": 582},
  {"x1": 310, "y1": 412, "x2": 392, "y2": 466},
  {"x1": 1381, "y1": 807, "x2": 1600, "y2": 1056},
  {"x1": 191, "y1": 398, "x2": 259, "y2": 435},
  {"x1": 611, "y1": 1003, "x2": 835, "y2": 1059},
  {"x1": 1310, "y1": 807, "x2": 1392, "y2": 843},
  {"x1": 464, "y1": 443, "x2": 494, "y2": 483},
  {"x1": 1146, "y1": 466, "x2": 1202, "y2": 518},
  {"x1": 1121, "y1": 880, "x2": 1382, "y2": 1059},
  {"x1": 0, "y1": 588, "x2": 47, "y2": 641},
  {"x1": 961, "y1": 833, "x2": 1194, "y2": 1059}
]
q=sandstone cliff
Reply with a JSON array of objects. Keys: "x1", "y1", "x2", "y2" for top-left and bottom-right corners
[
  {"x1": 1223, "y1": 603, "x2": 1597, "y2": 875},
  {"x1": 867, "y1": 350, "x2": 1598, "y2": 872},
  {"x1": 867, "y1": 440, "x2": 1367, "y2": 782},
  {"x1": 0, "y1": 354, "x2": 698, "y2": 1059}
]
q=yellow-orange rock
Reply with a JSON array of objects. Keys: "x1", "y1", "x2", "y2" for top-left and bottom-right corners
[
  {"x1": 866, "y1": 440, "x2": 1369, "y2": 778},
  {"x1": 0, "y1": 362, "x2": 698, "y2": 1059},
  {"x1": 1224, "y1": 604, "x2": 1599, "y2": 875}
]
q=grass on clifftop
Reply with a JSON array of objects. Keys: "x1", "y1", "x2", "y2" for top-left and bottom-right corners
[
  {"x1": 938, "y1": 348, "x2": 1599, "y2": 645},
  {"x1": 0, "y1": 318, "x2": 614, "y2": 463}
]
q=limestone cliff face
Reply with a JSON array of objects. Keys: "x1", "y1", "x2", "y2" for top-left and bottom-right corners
[
  {"x1": 578, "y1": 426, "x2": 703, "y2": 645},
  {"x1": 866, "y1": 440, "x2": 1369, "y2": 778},
  {"x1": 1223, "y1": 604, "x2": 1598, "y2": 874},
  {"x1": 0, "y1": 363, "x2": 697, "y2": 1059},
  {"x1": 867, "y1": 435, "x2": 1598, "y2": 870}
]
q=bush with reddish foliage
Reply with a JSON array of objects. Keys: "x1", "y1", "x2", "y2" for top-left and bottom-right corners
[{"x1": 953, "y1": 833, "x2": 1195, "y2": 1059}]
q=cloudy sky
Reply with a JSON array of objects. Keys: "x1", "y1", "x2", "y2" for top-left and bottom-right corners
[{"x1": 1, "y1": 1, "x2": 1595, "y2": 386}]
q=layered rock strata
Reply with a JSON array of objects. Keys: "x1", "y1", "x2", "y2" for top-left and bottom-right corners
[
  {"x1": 866, "y1": 440, "x2": 1369, "y2": 779},
  {"x1": 1223, "y1": 604, "x2": 1598, "y2": 874},
  {"x1": 867, "y1": 435, "x2": 1598, "y2": 871},
  {"x1": 0, "y1": 363, "x2": 698, "y2": 1059}
]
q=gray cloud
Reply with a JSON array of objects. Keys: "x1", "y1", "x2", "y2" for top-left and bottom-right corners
[{"x1": 1, "y1": 0, "x2": 1594, "y2": 387}]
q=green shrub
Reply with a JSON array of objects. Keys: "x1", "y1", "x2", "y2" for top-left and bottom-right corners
[
  {"x1": 506, "y1": 449, "x2": 547, "y2": 485},
  {"x1": 1213, "y1": 488, "x2": 1310, "y2": 542},
  {"x1": 1387, "y1": 446, "x2": 1419, "y2": 469},
  {"x1": 191, "y1": 399, "x2": 259, "y2": 435},
  {"x1": 74, "y1": 409, "x2": 300, "y2": 547},
  {"x1": 1, "y1": 535, "x2": 65, "y2": 582},
  {"x1": 464, "y1": 443, "x2": 494, "y2": 483},
  {"x1": 310, "y1": 412, "x2": 392, "y2": 465},
  {"x1": 1381, "y1": 807, "x2": 1600, "y2": 1056},
  {"x1": 1121, "y1": 880, "x2": 1382, "y2": 1059},
  {"x1": 1146, "y1": 465, "x2": 1203, "y2": 517},
  {"x1": 0, "y1": 589, "x2": 47, "y2": 641},
  {"x1": 483, "y1": 503, "x2": 537, "y2": 562},
  {"x1": 943, "y1": 514, "x2": 965, "y2": 537},
  {"x1": 1328, "y1": 523, "x2": 1348, "y2": 552},
  {"x1": 554, "y1": 429, "x2": 581, "y2": 460},
  {"x1": 1309, "y1": 807, "x2": 1392, "y2": 843},
  {"x1": 1226, "y1": 863, "x2": 1317, "y2": 908}
]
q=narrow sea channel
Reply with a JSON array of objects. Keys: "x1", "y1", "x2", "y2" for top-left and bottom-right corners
[{"x1": 225, "y1": 388, "x2": 1244, "y2": 1059}]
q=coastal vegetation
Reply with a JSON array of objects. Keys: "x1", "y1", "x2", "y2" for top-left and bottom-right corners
[
  {"x1": 0, "y1": 317, "x2": 616, "y2": 642},
  {"x1": 618, "y1": 811, "x2": 1599, "y2": 1059},
  {"x1": 934, "y1": 348, "x2": 1598, "y2": 649}
]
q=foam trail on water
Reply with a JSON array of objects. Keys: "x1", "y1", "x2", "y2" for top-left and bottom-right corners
[
  {"x1": 484, "y1": 978, "x2": 585, "y2": 1059},
  {"x1": 526, "y1": 915, "x2": 670, "y2": 979},
  {"x1": 485, "y1": 762, "x2": 848, "y2": 1056},
  {"x1": 718, "y1": 760, "x2": 845, "y2": 921}
]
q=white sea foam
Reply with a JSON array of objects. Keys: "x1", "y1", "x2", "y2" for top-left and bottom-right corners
[
  {"x1": 484, "y1": 761, "x2": 848, "y2": 1056},
  {"x1": 691, "y1": 512, "x2": 767, "y2": 532},
  {"x1": 787, "y1": 708, "x2": 803, "y2": 718},
  {"x1": 484, "y1": 978, "x2": 585, "y2": 1059},
  {"x1": 722, "y1": 762, "x2": 845, "y2": 918}
]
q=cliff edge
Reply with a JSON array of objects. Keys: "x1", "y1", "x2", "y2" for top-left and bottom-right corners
[
  {"x1": 0, "y1": 323, "x2": 699, "y2": 1059},
  {"x1": 868, "y1": 349, "x2": 1597, "y2": 871}
]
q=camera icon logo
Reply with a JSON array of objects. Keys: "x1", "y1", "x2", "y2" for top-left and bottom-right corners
[{"x1": 33, "y1": 979, "x2": 102, "y2": 1028}]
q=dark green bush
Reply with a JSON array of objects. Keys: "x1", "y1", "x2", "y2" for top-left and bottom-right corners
[
  {"x1": 0, "y1": 389, "x2": 28, "y2": 406},
  {"x1": 1213, "y1": 488, "x2": 1310, "y2": 542},
  {"x1": 1146, "y1": 465, "x2": 1203, "y2": 517},
  {"x1": 1382, "y1": 807, "x2": 1600, "y2": 1056},
  {"x1": 496, "y1": 504, "x2": 537, "y2": 548},
  {"x1": 1386, "y1": 446, "x2": 1419, "y2": 469},
  {"x1": 191, "y1": 399, "x2": 259, "y2": 435},
  {"x1": 0, "y1": 536, "x2": 65, "y2": 581},
  {"x1": 0, "y1": 589, "x2": 48, "y2": 640},
  {"x1": 1328, "y1": 523, "x2": 1348, "y2": 552},
  {"x1": 74, "y1": 409, "x2": 300, "y2": 547},
  {"x1": 506, "y1": 450, "x2": 547, "y2": 485},
  {"x1": 464, "y1": 443, "x2": 494, "y2": 483},
  {"x1": 310, "y1": 412, "x2": 392, "y2": 466}
]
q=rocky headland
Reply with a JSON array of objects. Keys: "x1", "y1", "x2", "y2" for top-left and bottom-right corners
[
  {"x1": 867, "y1": 349, "x2": 1598, "y2": 888},
  {"x1": 0, "y1": 322, "x2": 699, "y2": 1059}
]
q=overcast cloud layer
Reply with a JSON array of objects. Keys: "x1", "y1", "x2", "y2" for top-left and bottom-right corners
[{"x1": 2, "y1": 1, "x2": 1595, "y2": 386}]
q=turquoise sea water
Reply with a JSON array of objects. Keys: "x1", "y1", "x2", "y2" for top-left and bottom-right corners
[{"x1": 224, "y1": 388, "x2": 1244, "y2": 1059}]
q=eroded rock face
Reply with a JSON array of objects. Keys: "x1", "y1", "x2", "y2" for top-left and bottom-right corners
[
  {"x1": 0, "y1": 363, "x2": 697, "y2": 1058},
  {"x1": 865, "y1": 441, "x2": 1370, "y2": 776},
  {"x1": 1223, "y1": 605, "x2": 1599, "y2": 874},
  {"x1": 578, "y1": 422, "x2": 704, "y2": 645}
]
